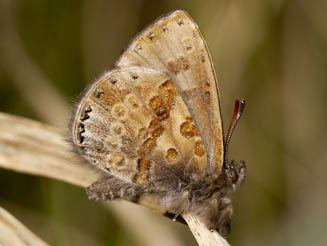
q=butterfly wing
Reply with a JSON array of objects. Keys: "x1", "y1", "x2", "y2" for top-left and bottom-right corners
[
  {"x1": 71, "y1": 67, "x2": 208, "y2": 187},
  {"x1": 117, "y1": 10, "x2": 224, "y2": 176}
]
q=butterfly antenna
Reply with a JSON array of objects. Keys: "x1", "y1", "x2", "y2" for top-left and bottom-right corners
[{"x1": 224, "y1": 99, "x2": 245, "y2": 166}]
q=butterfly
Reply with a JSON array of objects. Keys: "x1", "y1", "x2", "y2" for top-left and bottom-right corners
[{"x1": 70, "y1": 9, "x2": 246, "y2": 237}]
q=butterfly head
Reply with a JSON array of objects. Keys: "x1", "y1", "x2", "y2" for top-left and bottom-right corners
[{"x1": 224, "y1": 160, "x2": 246, "y2": 191}]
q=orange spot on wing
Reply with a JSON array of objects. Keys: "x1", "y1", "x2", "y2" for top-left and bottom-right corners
[
  {"x1": 149, "y1": 118, "x2": 160, "y2": 129},
  {"x1": 151, "y1": 126, "x2": 164, "y2": 138},
  {"x1": 139, "y1": 138, "x2": 156, "y2": 155},
  {"x1": 180, "y1": 117, "x2": 198, "y2": 138},
  {"x1": 149, "y1": 96, "x2": 169, "y2": 120},
  {"x1": 159, "y1": 80, "x2": 177, "y2": 107},
  {"x1": 149, "y1": 80, "x2": 177, "y2": 121},
  {"x1": 166, "y1": 148, "x2": 179, "y2": 163},
  {"x1": 134, "y1": 158, "x2": 151, "y2": 183},
  {"x1": 194, "y1": 140, "x2": 205, "y2": 157}
]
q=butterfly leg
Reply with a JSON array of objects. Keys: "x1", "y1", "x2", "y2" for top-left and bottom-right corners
[
  {"x1": 216, "y1": 196, "x2": 233, "y2": 238},
  {"x1": 201, "y1": 194, "x2": 233, "y2": 238},
  {"x1": 86, "y1": 174, "x2": 144, "y2": 202},
  {"x1": 232, "y1": 160, "x2": 247, "y2": 189}
]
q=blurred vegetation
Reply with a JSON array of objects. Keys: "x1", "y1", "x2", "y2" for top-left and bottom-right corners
[{"x1": 0, "y1": 0, "x2": 326, "y2": 245}]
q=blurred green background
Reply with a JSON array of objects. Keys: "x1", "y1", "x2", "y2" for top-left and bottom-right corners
[{"x1": 0, "y1": 0, "x2": 326, "y2": 245}]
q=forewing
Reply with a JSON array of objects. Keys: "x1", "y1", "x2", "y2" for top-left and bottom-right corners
[
  {"x1": 117, "y1": 10, "x2": 224, "y2": 175},
  {"x1": 71, "y1": 67, "x2": 207, "y2": 186}
]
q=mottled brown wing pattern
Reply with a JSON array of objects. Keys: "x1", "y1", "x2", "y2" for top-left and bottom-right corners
[
  {"x1": 117, "y1": 10, "x2": 224, "y2": 176},
  {"x1": 71, "y1": 67, "x2": 207, "y2": 186},
  {"x1": 70, "y1": 10, "x2": 247, "y2": 236}
]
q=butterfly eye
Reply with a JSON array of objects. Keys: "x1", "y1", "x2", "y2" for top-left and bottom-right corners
[{"x1": 230, "y1": 169, "x2": 238, "y2": 184}]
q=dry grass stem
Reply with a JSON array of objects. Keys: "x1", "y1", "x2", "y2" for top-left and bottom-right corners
[
  {"x1": 0, "y1": 113, "x2": 100, "y2": 187},
  {"x1": 0, "y1": 207, "x2": 48, "y2": 246},
  {"x1": 182, "y1": 213, "x2": 230, "y2": 246}
]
